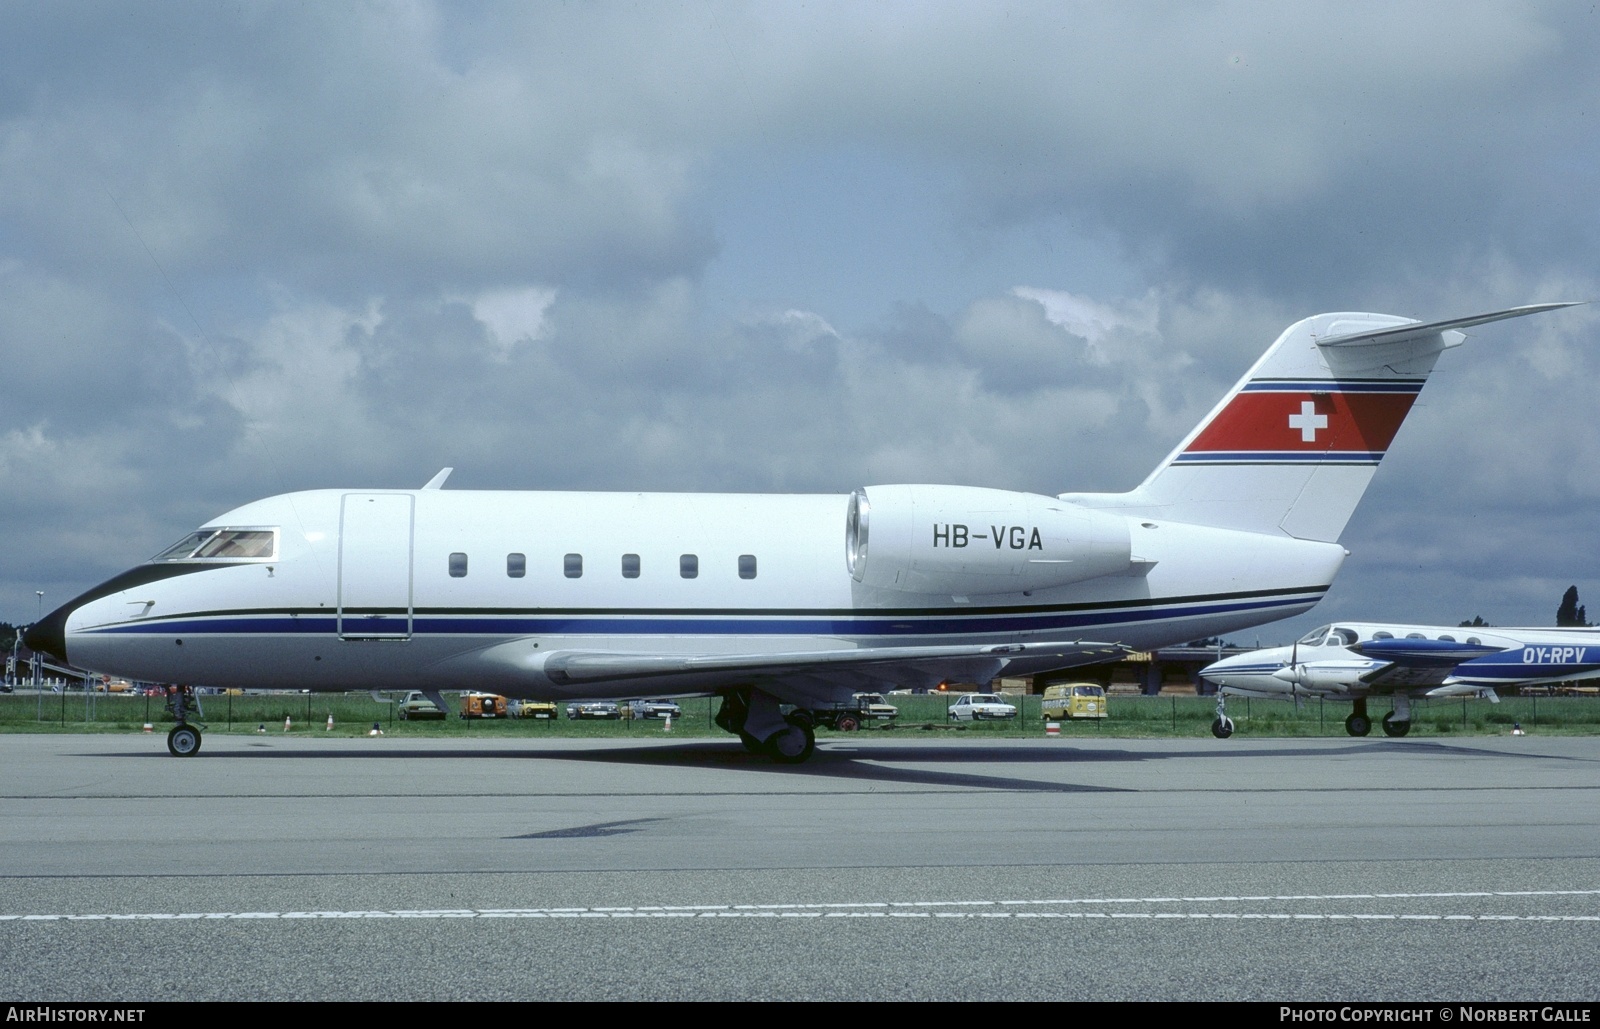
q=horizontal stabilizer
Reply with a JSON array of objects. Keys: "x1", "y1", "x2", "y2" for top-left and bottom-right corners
[{"x1": 1315, "y1": 303, "x2": 1581, "y2": 348}]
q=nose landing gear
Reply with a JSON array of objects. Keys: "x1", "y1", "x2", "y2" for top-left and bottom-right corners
[
  {"x1": 1210, "y1": 695, "x2": 1235, "y2": 739},
  {"x1": 163, "y1": 685, "x2": 204, "y2": 757}
]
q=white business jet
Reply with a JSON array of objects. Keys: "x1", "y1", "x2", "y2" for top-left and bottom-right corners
[
  {"x1": 25, "y1": 303, "x2": 1577, "y2": 761},
  {"x1": 1201, "y1": 621, "x2": 1600, "y2": 738}
]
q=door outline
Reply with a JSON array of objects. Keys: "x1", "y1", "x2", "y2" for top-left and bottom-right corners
[{"x1": 337, "y1": 493, "x2": 414, "y2": 640}]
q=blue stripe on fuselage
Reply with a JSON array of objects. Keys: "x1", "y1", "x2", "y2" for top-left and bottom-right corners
[{"x1": 76, "y1": 590, "x2": 1324, "y2": 639}]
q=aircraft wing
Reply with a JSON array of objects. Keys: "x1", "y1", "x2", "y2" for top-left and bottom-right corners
[
  {"x1": 453, "y1": 638, "x2": 1127, "y2": 705},
  {"x1": 1348, "y1": 637, "x2": 1506, "y2": 691},
  {"x1": 543, "y1": 640, "x2": 1126, "y2": 683}
]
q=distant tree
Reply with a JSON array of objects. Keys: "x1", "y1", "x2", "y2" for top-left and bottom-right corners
[
  {"x1": 1556, "y1": 586, "x2": 1590, "y2": 627},
  {"x1": 1458, "y1": 616, "x2": 1489, "y2": 628}
]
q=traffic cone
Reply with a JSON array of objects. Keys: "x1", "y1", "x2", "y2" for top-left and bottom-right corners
[
  {"x1": 283, "y1": 715, "x2": 292, "y2": 732},
  {"x1": 663, "y1": 714, "x2": 672, "y2": 732},
  {"x1": 326, "y1": 713, "x2": 334, "y2": 731},
  {"x1": 256, "y1": 723, "x2": 266, "y2": 734},
  {"x1": 369, "y1": 722, "x2": 383, "y2": 736}
]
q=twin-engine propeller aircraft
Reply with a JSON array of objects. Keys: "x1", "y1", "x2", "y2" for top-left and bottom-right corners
[
  {"x1": 1200, "y1": 621, "x2": 1600, "y2": 739},
  {"x1": 25, "y1": 303, "x2": 1577, "y2": 761}
]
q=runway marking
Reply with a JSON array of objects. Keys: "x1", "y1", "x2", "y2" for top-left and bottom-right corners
[{"x1": 4, "y1": 889, "x2": 1597, "y2": 923}]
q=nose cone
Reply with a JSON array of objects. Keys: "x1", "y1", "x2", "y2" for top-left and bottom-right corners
[{"x1": 23, "y1": 603, "x2": 70, "y2": 662}]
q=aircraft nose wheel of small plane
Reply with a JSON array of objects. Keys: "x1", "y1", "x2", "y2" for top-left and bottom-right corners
[
  {"x1": 1344, "y1": 712, "x2": 1372, "y2": 737},
  {"x1": 1381, "y1": 713, "x2": 1411, "y2": 737},
  {"x1": 166, "y1": 723, "x2": 202, "y2": 757},
  {"x1": 1210, "y1": 716, "x2": 1234, "y2": 739}
]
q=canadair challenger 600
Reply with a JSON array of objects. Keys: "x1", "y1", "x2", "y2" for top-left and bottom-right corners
[{"x1": 25, "y1": 303, "x2": 1577, "y2": 761}]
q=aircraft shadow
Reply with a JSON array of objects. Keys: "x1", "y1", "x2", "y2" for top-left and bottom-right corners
[{"x1": 78, "y1": 734, "x2": 1583, "y2": 794}]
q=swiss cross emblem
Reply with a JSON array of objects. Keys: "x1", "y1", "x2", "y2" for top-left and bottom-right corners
[{"x1": 1287, "y1": 400, "x2": 1328, "y2": 442}]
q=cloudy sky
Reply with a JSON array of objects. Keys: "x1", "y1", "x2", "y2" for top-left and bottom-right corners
[{"x1": 3, "y1": 1, "x2": 1598, "y2": 639}]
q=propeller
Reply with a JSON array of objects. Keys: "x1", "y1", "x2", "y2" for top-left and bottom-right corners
[{"x1": 1273, "y1": 638, "x2": 1308, "y2": 709}]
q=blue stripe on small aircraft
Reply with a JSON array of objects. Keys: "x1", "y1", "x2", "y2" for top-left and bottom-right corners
[{"x1": 1455, "y1": 645, "x2": 1600, "y2": 681}]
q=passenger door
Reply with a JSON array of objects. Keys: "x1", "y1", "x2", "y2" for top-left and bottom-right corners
[{"x1": 337, "y1": 493, "x2": 414, "y2": 640}]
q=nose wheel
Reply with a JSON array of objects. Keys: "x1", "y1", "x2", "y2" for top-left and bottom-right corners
[
  {"x1": 167, "y1": 723, "x2": 202, "y2": 757},
  {"x1": 162, "y1": 685, "x2": 206, "y2": 757},
  {"x1": 1211, "y1": 695, "x2": 1234, "y2": 738}
]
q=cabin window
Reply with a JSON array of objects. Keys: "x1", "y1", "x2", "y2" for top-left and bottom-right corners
[
  {"x1": 564, "y1": 553, "x2": 583, "y2": 578},
  {"x1": 739, "y1": 554, "x2": 757, "y2": 579},
  {"x1": 680, "y1": 554, "x2": 698, "y2": 579},
  {"x1": 507, "y1": 553, "x2": 526, "y2": 578},
  {"x1": 1467, "y1": 637, "x2": 1481, "y2": 645},
  {"x1": 1373, "y1": 631, "x2": 1393, "y2": 639},
  {"x1": 621, "y1": 553, "x2": 640, "y2": 579},
  {"x1": 1405, "y1": 632, "x2": 1425, "y2": 639},
  {"x1": 449, "y1": 552, "x2": 468, "y2": 577},
  {"x1": 1439, "y1": 634, "x2": 1455, "y2": 642}
]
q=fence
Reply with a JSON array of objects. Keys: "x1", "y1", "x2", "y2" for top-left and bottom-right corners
[{"x1": 1, "y1": 689, "x2": 1595, "y2": 737}]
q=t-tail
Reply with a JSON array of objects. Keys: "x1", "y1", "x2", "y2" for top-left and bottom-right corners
[{"x1": 1061, "y1": 303, "x2": 1578, "y2": 542}]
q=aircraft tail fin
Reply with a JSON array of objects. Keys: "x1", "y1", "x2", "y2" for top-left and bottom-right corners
[{"x1": 1060, "y1": 303, "x2": 1577, "y2": 542}]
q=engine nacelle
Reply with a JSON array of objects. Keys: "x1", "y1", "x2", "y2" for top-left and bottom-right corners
[{"x1": 845, "y1": 484, "x2": 1134, "y2": 596}]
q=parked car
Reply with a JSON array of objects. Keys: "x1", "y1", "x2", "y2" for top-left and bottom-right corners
[
  {"x1": 624, "y1": 699, "x2": 682, "y2": 720},
  {"x1": 946, "y1": 693, "x2": 1018, "y2": 722},
  {"x1": 510, "y1": 699, "x2": 560, "y2": 719},
  {"x1": 566, "y1": 700, "x2": 622, "y2": 719},
  {"x1": 397, "y1": 691, "x2": 446, "y2": 720},
  {"x1": 1040, "y1": 682, "x2": 1108, "y2": 720},
  {"x1": 460, "y1": 692, "x2": 508, "y2": 718},
  {"x1": 809, "y1": 693, "x2": 899, "y2": 731}
]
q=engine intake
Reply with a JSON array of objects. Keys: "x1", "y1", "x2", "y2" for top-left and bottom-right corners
[{"x1": 846, "y1": 484, "x2": 1133, "y2": 595}]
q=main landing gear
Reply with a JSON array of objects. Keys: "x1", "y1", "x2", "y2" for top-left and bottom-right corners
[
  {"x1": 716, "y1": 688, "x2": 815, "y2": 763},
  {"x1": 1344, "y1": 698, "x2": 1372, "y2": 737},
  {"x1": 1344, "y1": 696, "x2": 1412, "y2": 737},
  {"x1": 163, "y1": 685, "x2": 204, "y2": 757},
  {"x1": 1380, "y1": 695, "x2": 1412, "y2": 737}
]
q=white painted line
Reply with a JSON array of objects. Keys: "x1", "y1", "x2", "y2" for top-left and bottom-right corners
[{"x1": 3, "y1": 888, "x2": 1596, "y2": 923}]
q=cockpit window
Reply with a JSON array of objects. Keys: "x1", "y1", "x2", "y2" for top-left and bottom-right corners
[
  {"x1": 1329, "y1": 628, "x2": 1357, "y2": 646},
  {"x1": 154, "y1": 528, "x2": 278, "y2": 561},
  {"x1": 1298, "y1": 625, "x2": 1331, "y2": 646}
]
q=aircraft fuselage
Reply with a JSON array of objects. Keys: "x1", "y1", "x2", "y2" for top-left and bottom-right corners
[{"x1": 45, "y1": 486, "x2": 1343, "y2": 698}]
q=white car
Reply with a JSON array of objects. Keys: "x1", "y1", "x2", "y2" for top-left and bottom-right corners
[{"x1": 946, "y1": 693, "x2": 1018, "y2": 722}]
